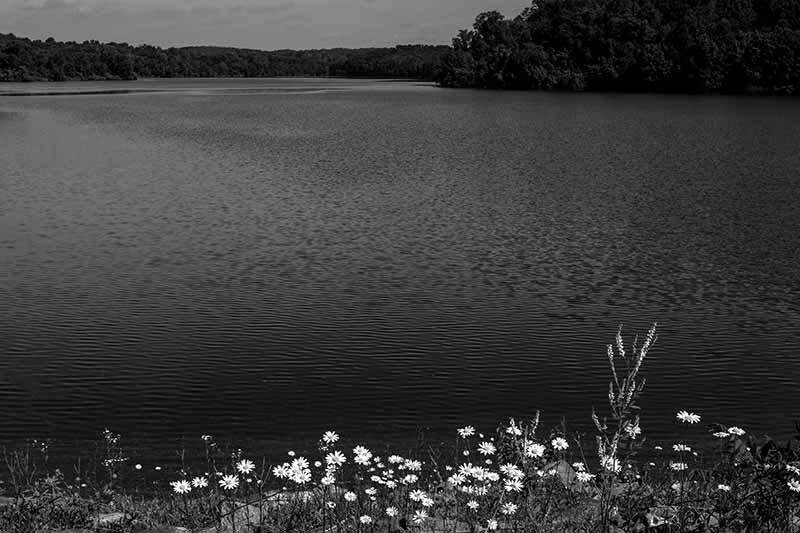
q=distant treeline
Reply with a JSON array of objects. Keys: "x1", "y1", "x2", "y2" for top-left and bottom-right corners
[
  {"x1": 435, "y1": 0, "x2": 800, "y2": 94},
  {"x1": 0, "y1": 33, "x2": 449, "y2": 82}
]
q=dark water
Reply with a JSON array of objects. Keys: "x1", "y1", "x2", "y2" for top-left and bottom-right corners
[{"x1": 1, "y1": 79, "x2": 798, "y2": 459}]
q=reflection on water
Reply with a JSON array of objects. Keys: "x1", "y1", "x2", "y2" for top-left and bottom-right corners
[{"x1": 0, "y1": 79, "x2": 799, "y2": 459}]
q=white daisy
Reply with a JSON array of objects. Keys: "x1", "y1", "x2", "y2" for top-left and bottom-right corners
[
  {"x1": 478, "y1": 442, "x2": 496, "y2": 455},
  {"x1": 236, "y1": 459, "x2": 255, "y2": 474},
  {"x1": 322, "y1": 431, "x2": 339, "y2": 444},
  {"x1": 525, "y1": 443, "x2": 546, "y2": 458},
  {"x1": 676, "y1": 411, "x2": 701, "y2": 424},
  {"x1": 458, "y1": 426, "x2": 476, "y2": 438},
  {"x1": 219, "y1": 475, "x2": 239, "y2": 491},
  {"x1": 170, "y1": 480, "x2": 191, "y2": 494}
]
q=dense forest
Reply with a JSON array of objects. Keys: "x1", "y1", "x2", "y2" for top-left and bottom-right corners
[
  {"x1": 4, "y1": 0, "x2": 800, "y2": 93},
  {"x1": 0, "y1": 33, "x2": 448, "y2": 82},
  {"x1": 435, "y1": 0, "x2": 800, "y2": 93}
]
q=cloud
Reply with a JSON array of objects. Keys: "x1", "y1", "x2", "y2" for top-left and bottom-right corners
[
  {"x1": 19, "y1": 0, "x2": 104, "y2": 12},
  {"x1": 4, "y1": 0, "x2": 533, "y2": 50}
]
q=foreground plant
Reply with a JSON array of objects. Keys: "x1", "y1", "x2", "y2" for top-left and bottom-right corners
[{"x1": 2, "y1": 325, "x2": 799, "y2": 532}]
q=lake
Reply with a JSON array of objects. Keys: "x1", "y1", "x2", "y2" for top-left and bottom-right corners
[{"x1": 1, "y1": 78, "x2": 798, "y2": 461}]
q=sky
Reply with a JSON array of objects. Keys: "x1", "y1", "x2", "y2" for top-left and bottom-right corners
[{"x1": 0, "y1": 0, "x2": 532, "y2": 50}]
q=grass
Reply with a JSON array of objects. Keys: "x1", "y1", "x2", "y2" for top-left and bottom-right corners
[{"x1": 1, "y1": 324, "x2": 799, "y2": 532}]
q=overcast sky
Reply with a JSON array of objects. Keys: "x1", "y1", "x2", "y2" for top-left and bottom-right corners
[{"x1": 1, "y1": 0, "x2": 532, "y2": 49}]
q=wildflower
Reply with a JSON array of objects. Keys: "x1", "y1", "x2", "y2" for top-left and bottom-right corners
[
  {"x1": 787, "y1": 465, "x2": 800, "y2": 476},
  {"x1": 170, "y1": 480, "x2": 192, "y2": 494},
  {"x1": 506, "y1": 422, "x2": 522, "y2": 436},
  {"x1": 344, "y1": 491, "x2": 357, "y2": 502},
  {"x1": 134, "y1": 464, "x2": 142, "y2": 470},
  {"x1": 359, "y1": 515, "x2": 373, "y2": 524},
  {"x1": 671, "y1": 482, "x2": 681, "y2": 491},
  {"x1": 673, "y1": 444, "x2": 692, "y2": 452},
  {"x1": 287, "y1": 450, "x2": 295, "y2": 457},
  {"x1": 291, "y1": 469, "x2": 312, "y2": 484},
  {"x1": 321, "y1": 475, "x2": 335, "y2": 485},
  {"x1": 291, "y1": 457, "x2": 309, "y2": 470},
  {"x1": 219, "y1": 475, "x2": 239, "y2": 491},
  {"x1": 576, "y1": 471, "x2": 595, "y2": 483},
  {"x1": 713, "y1": 431, "x2": 730, "y2": 438},
  {"x1": 728, "y1": 427, "x2": 746, "y2": 436},
  {"x1": 502, "y1": 502, "x2": 518, "y2": 515},
  {"x1": 326, "y1": 451, "x2": 347, "y2": 467},
  {"x1": 353, "y1": 446, "x2": 373, "y2": 465},
  {"x1": 551, "y1": 437, "x2": 569, "y2": 450},
  {"x1": 500, "y1": 463, "x2": 524, "y2": 479},
  {"x1": 572, "y1": 462, "x2": 585, "y2": 471},
  {"x1": 601, "y1": 456, "x2": 621, "y2": 473},
  {"x1": 462, "y1": 450, "x2": 470, "y2": 456},
  {"x1": 676, "y1": 411, "x2": 701, "y2": 424},
  {"x1": 191, "y1": 476, "x2": 208, "y2": 488},
  {"x1": 548, "y1": 468, "x2": 558, "y2": 476},
  {"x1": 404, "y1": 459, "x2": 423, "y2": 471},
  {"x1": 670, "y1": 462, "x2": 688, "y2": 471},
  {"x1": 467, "y1": 500, "x2": 479, "y2": 510},
  {"x1": 365, "y1": 487, "x2": 377, "y2": 496},
  {"x1": 448, "y1": 473, "x2": 466, "y2": 486},
  {"x1": 386, "y1": 506, "x2": 398, "y2": 517},
  {"x1": 409, "y1": 489, "x2": 426, "y2": 502},
  {"x1": 326, "y1": 501, "x2": 335, "y2": 509},
  {"x1": 273, "y1": 464, "x2": 291, "y2": 478},
  {"x1": 413, "y1": 510, "x2": 429, "y2": 524},
  {"x1": 487, "y1": 519, "x2": 498, "y2": 530},
  {"x1": 154, "y1": 466, "x2": 162, "y2": 471},
  {"x1": 788, "y1": 479, "x2": 800, "y2": 493},
  {"x1": 458, "y1": 426, "x2": 476, "y2": 438},
  {"x1": 322, "y1": 431, "x2": 339, "y2": 444},
  {"x1": 236, "y1": 459, "x2": 255, "y2": 474},
  {"x1": 525, "y1": 442, "x2": 546, "y2": 458},
  {"x1": 718, "y1": 484, "x2": 731, "y2": 492},
  {"x1": 314, "y1": 461, "x2": 322, "y2": 468},
  {"x1": 402, "y1": 474, "x2": 418, "y2": 484},
  {"x1": 388, "y1": 455, "x2": 404, "y2": 464},
  {"x1": 654, "y1": 446, "x2": 663, "y2": 451},
  {"x1": 504, "y1": 478, "x2": 523, "y2": 492},
  {"x1": 478, "y1": 442, "x2": 496, "y2": 455},
  {"x1": 625, "y1": 423, "x2": 642, "y2": 439}
]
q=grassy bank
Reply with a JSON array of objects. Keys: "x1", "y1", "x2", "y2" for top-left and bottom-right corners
[{"x1": 2, "y1": 325, "x2": 799, "y2": 532}]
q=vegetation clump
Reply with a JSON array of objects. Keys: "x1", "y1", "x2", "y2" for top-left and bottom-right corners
[
  {"x1": 1, "y1": 325, "x2": 799, "y2": 532},
  {"x1": 0, "y1": 34, "x2": 448, "y2": 82},
  {"x1": 435, "y1": 0, "x2": 800, "y2": 94}
]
